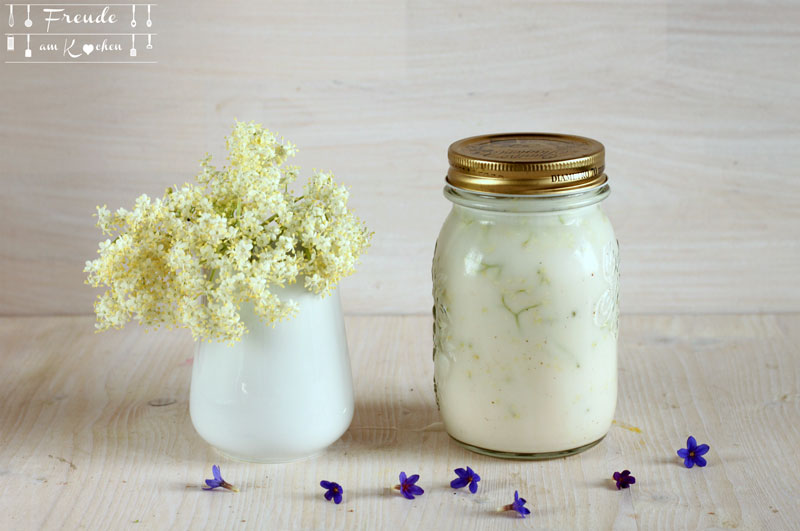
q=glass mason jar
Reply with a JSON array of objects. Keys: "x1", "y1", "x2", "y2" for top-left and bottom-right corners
[{"x1": 432, "y1": 133, "x2": 619, "y2": 459}]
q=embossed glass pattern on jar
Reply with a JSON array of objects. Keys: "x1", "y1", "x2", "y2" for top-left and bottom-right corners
[{"x1": 432, "y1": 133, "x2": 619, "y2": 459}]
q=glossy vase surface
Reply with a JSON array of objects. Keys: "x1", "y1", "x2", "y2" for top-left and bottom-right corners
[{"x1": 190, "y1": 286, "x2": 354, "y2": 463}]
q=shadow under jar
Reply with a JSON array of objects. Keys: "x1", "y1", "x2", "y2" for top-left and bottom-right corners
[{"x1": 432, "y1": 133, "x2": 619, "y2": 459}]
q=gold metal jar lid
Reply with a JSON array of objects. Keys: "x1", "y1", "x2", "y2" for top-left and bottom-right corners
[{"x1": 447, "y1": 133, "x2": 607, "y2": 195}]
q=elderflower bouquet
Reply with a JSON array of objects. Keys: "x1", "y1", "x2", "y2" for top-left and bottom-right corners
[{"x1": 84, "y1": 120, "x2": 371, "y2": 343}]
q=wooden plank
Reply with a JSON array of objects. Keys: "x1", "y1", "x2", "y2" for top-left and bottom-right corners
[
  {"x1": 0, "y1": 314, "x2": 797, "y2": 529},
  {"x1": 1, "y1": 1, "x2": 800, "y2": 316}
]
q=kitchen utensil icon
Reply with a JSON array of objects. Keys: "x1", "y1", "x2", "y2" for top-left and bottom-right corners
[
  {"x1": 146, "y1": 4, "x2": 151, "y2": 27},
  {"x1": 8, "y1": 4, "x2": 14, "y2": 27},
  {"x1": 130, "y1": 33, "x2": 136, "y2": 57},
  {"x1": 7, "y1": 35, "x2": 14, "y2": 51},
  {"x1": 25, "y1": 33, "x2": 30, "y2": 57},
  {"x1": 131, "y1": 4, "x2": 136, "y2": 28},
  {"x1": 24, "y1": 4, "x2": 31, "y2": 27},
  {"x1": 146, "y1": 33, "x2": 152, "y2": 50}
]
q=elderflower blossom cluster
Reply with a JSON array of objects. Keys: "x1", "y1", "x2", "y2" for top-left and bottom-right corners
[{"x1": 84, "y1": 120, "x2": 372, "y2": 343}]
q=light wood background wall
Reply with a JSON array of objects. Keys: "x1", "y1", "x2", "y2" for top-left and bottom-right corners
[{"x1": 1, "y1": 0, "x2": 798, "y2": 317}]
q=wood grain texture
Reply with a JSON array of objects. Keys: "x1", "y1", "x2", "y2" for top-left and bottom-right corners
[
  {"x1": 1, "y1": 1, "x2": 799, "y2": 316},
  {"x1": 0, "y1": 314, "x2": 797, "y2": 529}
]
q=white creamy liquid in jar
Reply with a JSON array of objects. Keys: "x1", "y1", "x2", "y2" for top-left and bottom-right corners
[{"x1": 433, "y1": 200, "x2": 619, "y2": 454}]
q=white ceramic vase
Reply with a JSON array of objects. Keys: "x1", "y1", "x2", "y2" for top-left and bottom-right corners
[{"x1": 189, "y1": 285, "x2": 354, "y2": 463}]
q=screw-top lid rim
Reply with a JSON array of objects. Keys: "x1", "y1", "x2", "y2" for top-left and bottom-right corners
[{"x1": 447, "y1": 133, "x2": 607, "y2": 195}]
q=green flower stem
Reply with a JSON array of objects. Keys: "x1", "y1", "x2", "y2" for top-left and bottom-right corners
[{"x1": 501, "y1": 293, "x2": 541, "y2": 329}]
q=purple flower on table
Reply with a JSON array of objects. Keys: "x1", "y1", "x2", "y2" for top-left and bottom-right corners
[
  {"x1": 450, "y1": 466, "x2": 481, "y2": 494},
  {"x1": 320, "y1": 480, "x2": 343, "y2": 504},
  {"x1": 393, "y1": 471, "x2": 424, "y2": 499},
  {"x1": 202, "y1": 465, "x2": 238, "y2": 492},
  {"x1": 500, "y1": 490, "x2": 531, "y2": 518},
  {"x1": 677, "y1": 436, "x2": 710, "y2": 468},
  {"x1": 613, "y1": 470, "x2": 635, "y2": 490}
]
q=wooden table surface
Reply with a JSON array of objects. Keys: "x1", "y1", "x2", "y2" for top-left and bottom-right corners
[
  {"x1": 1, "y1": 314, "x2": 797, "y2": 530},
  {"x1": 2, "y1": 1, "x2": 799, "y2": 529}
]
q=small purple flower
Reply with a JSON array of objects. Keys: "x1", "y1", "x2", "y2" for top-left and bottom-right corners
[
  {"x1": 500, "y1": 490, "x2": 531, "y2": 518},
  {"x1": 202, "y1": 465, "x2": 238, "y2": 492},
  {"x1": 613, "y1": 470, "x2": 635, "y2": 490},
  {"x1": 320, "y1": 480, "x2": 343, "y2": 504},
  {"x1": 677, "y1": 436, "x2": 710, "y2": 468},
  {"x1": 450, "y1": 466, "x2": 481, "y2": 494},
  {"x1": 393, "y1": 471, "x2": 424, "y2": 500}
]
